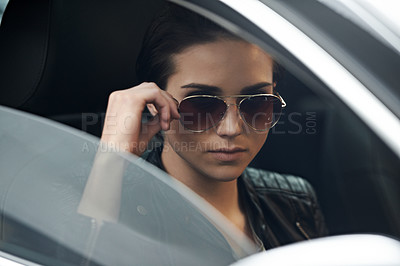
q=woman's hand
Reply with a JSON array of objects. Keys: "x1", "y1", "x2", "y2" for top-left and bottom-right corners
[{"x1": 101, "y1": 82, "x2": 180, "y2": 156}]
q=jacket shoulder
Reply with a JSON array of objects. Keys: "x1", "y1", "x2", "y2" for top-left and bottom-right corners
[
  {"x1": 242, "y1": 167, "x2": 329, "y2": 240},
  {"x1": 242, "y1": 167, "x2": 317, "y2": 199}
]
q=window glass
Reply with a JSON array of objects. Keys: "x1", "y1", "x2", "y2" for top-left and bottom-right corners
[
  {"x1": 0, "y1": 107, "x2": 255, "y2": 265},
  {"x1": 0, "y1": 0, "x2": 9, "y2": 26}
]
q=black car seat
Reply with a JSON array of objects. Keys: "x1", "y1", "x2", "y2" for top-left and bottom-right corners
[{"x1": 0, "y1": 0, "x2": 164, "y2": 136}]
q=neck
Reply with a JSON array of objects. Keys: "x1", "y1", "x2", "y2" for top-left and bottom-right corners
[
  {"x1": 161, "y1": 143, "x2": 242, "y2": 220},
  {"x1": 182, "y1": 175, "x2": 240, "y2": 217}
]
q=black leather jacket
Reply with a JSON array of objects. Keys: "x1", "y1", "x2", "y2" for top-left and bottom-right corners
[{"x1": 143, "y1": 146, "x2": 329, "y2": 250}]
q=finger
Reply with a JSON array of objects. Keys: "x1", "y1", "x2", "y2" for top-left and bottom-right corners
[
  {"x1": 126, "y1": 83, "x2": 177, "y2": 130},
  {"x1": 153, "y1": 100, "x2": 171, "y2": 131},
  {"x1": 141, "y1": 114, "x2": 162, "y2": 139},
  {"x1": 126, "y1": 84, "x2": 171, "y2": 130},
  {"x1": 145, "y1": 95, "x2": 177, "y2": 132},
  {"x1": 160, "y1": 90, "x2": 180, "y2": 120}
]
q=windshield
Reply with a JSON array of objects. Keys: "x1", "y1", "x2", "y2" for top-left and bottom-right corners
[{"x1": 0, "y1": 106, "x2": 256, "y2": 265}]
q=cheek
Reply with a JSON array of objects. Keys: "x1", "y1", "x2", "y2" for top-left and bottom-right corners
[{"x1": 249, "y1": 131, "x2": 269, "y2": 154}]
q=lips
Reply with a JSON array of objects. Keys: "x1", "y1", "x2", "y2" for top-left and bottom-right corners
[{"x1": 208, "y1": 147, "x2": 247, "y2": 161}]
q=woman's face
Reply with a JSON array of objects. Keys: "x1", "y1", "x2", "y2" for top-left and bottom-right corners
[{"x1": 164, "y1": 39, "x2": 274, "y2": 182}]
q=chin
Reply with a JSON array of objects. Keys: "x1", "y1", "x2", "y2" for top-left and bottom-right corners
[{"x1": 202, "y1": 164, "x2": 247, "y2": 182}]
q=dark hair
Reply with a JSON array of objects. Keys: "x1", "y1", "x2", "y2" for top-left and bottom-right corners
[{"x1": 136, "y1": 3, "x2": 281, "y2": 90}]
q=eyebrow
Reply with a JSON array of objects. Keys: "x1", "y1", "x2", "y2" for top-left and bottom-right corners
[
  {"x1": 181, "y1": 83, "x2": 223, "y2": 94},
  {"x1": 181, "y1": 82, "x2": 272, "y2": 95},
  {"x1": 241, "y1": 82, "x2": 273, "y2": 94}
]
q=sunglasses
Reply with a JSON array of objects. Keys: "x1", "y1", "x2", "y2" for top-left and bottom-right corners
[{"x1": 178, "y1": 93, "x2": 286, "y2": 132}]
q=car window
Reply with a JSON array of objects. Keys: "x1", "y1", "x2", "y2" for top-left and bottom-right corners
[
  {"x1": 0, "y1": 106, "x2": 257, "y2": 265},
  {"x1": 0, "y1": 0, "x2": 8, "y2": 26}
]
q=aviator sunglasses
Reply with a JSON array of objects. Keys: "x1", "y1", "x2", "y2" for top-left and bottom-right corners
[{"x1": 178, "y1": 93, "x2": 286, "y2": 132}]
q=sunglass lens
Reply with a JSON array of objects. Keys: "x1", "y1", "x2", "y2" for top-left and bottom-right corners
[
  {"x1": 240, "y1": 96, "x2": 282, "y2": 130},
  {"x1": 179, "y1": 97, "x2": 226, "y2": 131}
]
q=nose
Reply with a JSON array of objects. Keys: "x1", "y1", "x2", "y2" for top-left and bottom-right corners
[{"x1": 216, "y1": 104, "x2": 243, "y2": 137}]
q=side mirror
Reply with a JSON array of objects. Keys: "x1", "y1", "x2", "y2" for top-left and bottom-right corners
[{"x1": 232, "y1": 234, "x2": 400, "y2": 266}]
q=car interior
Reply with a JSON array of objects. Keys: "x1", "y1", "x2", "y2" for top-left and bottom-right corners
[{"x1": 0, "y1": 0, "x2": 399, "y2": 259}]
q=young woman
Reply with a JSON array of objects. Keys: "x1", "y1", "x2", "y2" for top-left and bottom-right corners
[{"x1": 78, "y1": 3, "x2": 328, "y2": 257}]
